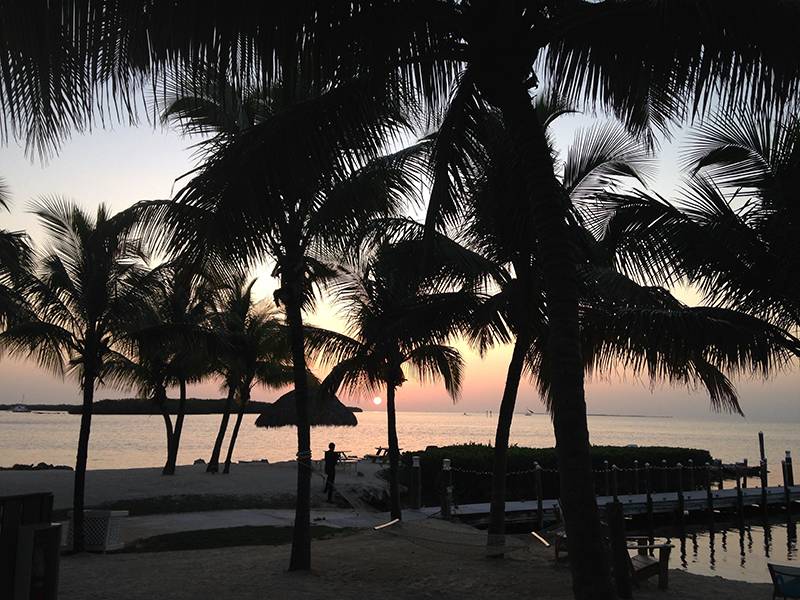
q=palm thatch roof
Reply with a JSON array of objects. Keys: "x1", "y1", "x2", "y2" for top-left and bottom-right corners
[{"x1": 254, "y1": 389, "x2": 358, "y2": 428}]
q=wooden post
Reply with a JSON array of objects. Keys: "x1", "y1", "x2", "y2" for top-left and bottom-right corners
[
  {"x1": 633, "y1": 460, "x2": 640, "y2": 495},
  {"x1": 535, "y1": 462, "x2": 543, "y2": 531},
  {"x1": 783, "y1": 460, "x2": 791, "y2": 507},
  {"x1": 735, "y1": 467, "x2": 744, "y2": 520},
  {"x1": 607, "y1": 501, "x2": 633, "y2": 599},
  {"x1": 411, "y1": 456, "x2": 422, "y2": 510},
  {"x1": 758, "y1": 431, "x2": 766, "y2": 463},
  {"x1": 440, "y1": 458, "x2": 453, "y2": 519},
  {"x1": 742, "y1": 458, "x2": 748, "y2": 489},
  {"x1": 677, "y1": 463, "x2": 685, "y2": 519},
  {"x1": 662, "y1": 459, "x2": 668, "y2": 491},
  {"x1": 786, "y1": 451, "x2": 795, "y2": 487},
  {"x1": 760, "y1": 458, "x2": 768, "y2": 515},
  {"x1": 645, "y1": 462, "x2": 654, "y2": 538},
  {"x1": 705, "y1": 462, "x2": 714, "y2": 519},
  {"x1": 604, "y1": 460, "x2": 610, "y2": 496},
  {"x1": 612, "y1": 465, "x2": 620, "y2": 502},
  {"x1": 716, "y1": 459, "x2": 724, "y2": 491}
]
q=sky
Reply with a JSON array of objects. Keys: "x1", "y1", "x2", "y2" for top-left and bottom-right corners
[{"x1": 0, "y1": 114, "x2": 798, "y2": 422}]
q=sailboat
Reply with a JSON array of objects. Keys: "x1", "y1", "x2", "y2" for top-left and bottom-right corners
[{"x1": 12, "y1": 394, "x2": 29, "y2": 412}]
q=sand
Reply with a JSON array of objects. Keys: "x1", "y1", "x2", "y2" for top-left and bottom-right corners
[
  {"x1": 58, "y1": 519, "x2": 772, "y2": 600},
  {"x1": 0, "y1": 461, "x2": 385, "y2": 509}
]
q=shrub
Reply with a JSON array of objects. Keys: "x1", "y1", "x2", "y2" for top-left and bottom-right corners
[{"x1": 400, "y1": 443, "x2": 714, "y2": 506}]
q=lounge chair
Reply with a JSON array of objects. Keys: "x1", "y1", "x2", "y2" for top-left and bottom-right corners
[{"x1": 769, "y1": 563, "x2": 800, "y2": 599}]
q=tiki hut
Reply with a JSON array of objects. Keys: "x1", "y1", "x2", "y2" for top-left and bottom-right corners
[{"x1": 254, "y1": 389, "x2": 358, "y2": 428}]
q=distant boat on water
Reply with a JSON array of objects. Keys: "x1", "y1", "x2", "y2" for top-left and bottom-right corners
[{"x1": 12, "y1": 404, "x2": 30, "y2": 413}]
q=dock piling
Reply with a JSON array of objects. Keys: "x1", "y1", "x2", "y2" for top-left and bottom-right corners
[
  {"x1": 783, "y1": 460, "x2": 791, "y2": 507},
  {"x1": 535, "y1": 462, "x2": 543, "y2": 531},
  {"x1": 411, "y1": 456, "x2": 422, "y2": 510},
  {"x1": 677, "y1": 463, "x2": 685, "y2": 521},
  {"x1": 441, "y1": 458, "x2": 453, "y2": 519},
  {"x1": 645, "y1": 462, "x2": 654, "y2": 538},
  {"x1": 735, "y1": 467, "x2": 744, "y2": 520},
  {"x1": 743, "y1": 458, "x2": 748, "y2": 489},
  {"x1": 688, "y1": 459, "x2": 695, "y2": 490},
  {"x1": 705, "y1": 462, "x2": 714, "y2": 521},
  {"x1": 604, "y1": 460, "x2": 610, "y2": 496},
  {"x1": 612, "y1": 465, "x2": 619, "y2": 502},
  {"x1": 633, "y1": 460, "x2": 639, "y2": 494},
  {"x1": 786, "y1": 451, "x2": 794, "y2": 487},
  {"x1": 661, "y1": 459, "x2": 668, "y2": 492}
]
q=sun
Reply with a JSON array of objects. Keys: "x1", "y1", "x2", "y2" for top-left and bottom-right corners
[{"x1": 372, "y1": 396, "x2": 383, "y2": 406}]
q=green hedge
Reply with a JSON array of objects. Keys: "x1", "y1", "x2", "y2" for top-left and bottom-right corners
[{"x1": 400, "y1": 444, "x2": 714, "y2": 506}]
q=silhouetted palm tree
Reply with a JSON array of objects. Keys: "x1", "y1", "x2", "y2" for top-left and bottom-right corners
[
  {"x1": 217, "y1": 281, "x2": 294, "y2": 474},
  {"x1": 0, "y1": 190, "x2": 32, "y2": 328},
  {"x1": 5, "y1": 4, "x2": 800, "y2": 593},
  {"x1": 440, "y1": 100, "x2": 800, "y2": 548},
  {"x1": 306, "y1": 243, "x2": 478, "y2": 520},
  {"x1": 142, "y1": 69, "x2": 421, "y2": 570},
  {"x1": 595, "y1": 111, "x2": 800, "y2": 334},
  {"x1": 0, "y1": 198, "x2": 157, "y2": 551},
  {"x1": 108, "y1": 260, "x2": 215, "y2": 474}
]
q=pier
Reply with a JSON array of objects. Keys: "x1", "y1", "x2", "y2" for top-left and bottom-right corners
[{"x1": 414, "y1": 431, "x2": 800, "y2": 528}]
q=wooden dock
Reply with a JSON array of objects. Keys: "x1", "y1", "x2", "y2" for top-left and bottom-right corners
[{"x1": 421, "y1": 486, "x2": 800, "y2": 525}]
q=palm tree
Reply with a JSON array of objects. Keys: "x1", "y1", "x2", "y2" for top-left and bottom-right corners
[
  {"x1": 594, "y1": 110, "x2": 800, "y2": 333},
  {"x1": 107, "y1": 260, "x2": 214, "y2": 475},
  {"x1": 142, "y1": 70, "x2": 422, "y2": 570},
  {"x1": 453, "y1": 104, "x2": 800, "y2": 547},
  {"x1": 205, "y1": 275, "x2": 294, "y2": 473},
  {"x1": 218, "y1": 284, "x2": 295, "y2": 474},
  {"x1": 0, "y1": 198, "x2": 157, "y2": 552},
  {"x1": 5, "y1": 4, "x2": 800, "y2": 594},
  {"x1": 306, "y1": 243, "x2": 476, "y2": 520},
  {"x1": 0, "y1": 188, "x2": 33, "y2": 328}
]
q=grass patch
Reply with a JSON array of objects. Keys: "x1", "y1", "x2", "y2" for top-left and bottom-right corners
[{"x1": 120, "y1": 525, "x2": 357, "y2": 553}]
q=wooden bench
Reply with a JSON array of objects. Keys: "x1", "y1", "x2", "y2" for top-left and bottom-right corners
[
  {"x1": 627, "y1": 537, "x2": 673, "y2": 590},
  {"x1": 1, "y1": 492, "x2": 60, "y2": 600},
  {"x1": 551, "y1": 530, "x2": 672, "y2": 589}
]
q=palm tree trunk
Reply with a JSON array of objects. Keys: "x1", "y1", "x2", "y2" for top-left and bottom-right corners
[
  {"x1": 72, "y1": 374, "x2": 95, "y2": 552},
  {"x1": 159, "y1": 404, "x2": 175, "y2": 476},
  {"x1": 163, "y1": 378, "x2": 188, "y2": 475},
  {"x1": 386, "y1": 382, "x2": 402, "y2": 521},
  {"x1": 487, "y1": 333, "x2": 529, "y2": 553},
  {"x1": 207, "y1": 386, "x2": 234, "y2": 473},
  {"x1": 223, "y1": 387, "x2": 249, "y2": 474},
  {"x1": 285, "y1": 272, "x2": 312, "y2": 572},
  {"x1": 497, "y1": 84, "x2": 615, "y2": 599}
]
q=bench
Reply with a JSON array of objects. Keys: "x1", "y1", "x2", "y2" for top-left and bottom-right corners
[
  {"x1": 1, "y1": 493, "x2": 61, "y2": 600},
  {"x1": 627, "y1": 537, "x2": 673, "y2": 590}
]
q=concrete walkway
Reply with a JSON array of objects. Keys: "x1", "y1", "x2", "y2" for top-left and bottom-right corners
[{"x1": 117, "y1": 507, "x2": 384, "y2": 543}]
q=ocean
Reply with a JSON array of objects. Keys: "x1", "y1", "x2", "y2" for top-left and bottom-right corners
[{"x1": 2, "y1": 410, "x2": 796, "y2": 478}]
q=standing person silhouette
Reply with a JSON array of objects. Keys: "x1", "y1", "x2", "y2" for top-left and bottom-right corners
[{"x1": 324, "y1": 442, "x2": 339, "y2": 502}]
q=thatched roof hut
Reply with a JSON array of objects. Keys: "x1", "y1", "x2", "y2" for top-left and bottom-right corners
[{"x1": 254, "y1": 389, "x2": 358, "y2": 428}]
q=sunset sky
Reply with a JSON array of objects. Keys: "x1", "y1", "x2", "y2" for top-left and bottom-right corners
[{"x1": 1, "y1": 114, "x2": 797, "y2": 421}]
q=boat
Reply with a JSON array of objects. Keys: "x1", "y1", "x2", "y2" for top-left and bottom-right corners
[{"x1": 12, "y1": 404, "x2": 30, "y2": 413}]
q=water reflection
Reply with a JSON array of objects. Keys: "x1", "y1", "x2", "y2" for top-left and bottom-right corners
[{"x1": 645, "y1": 514, "x2": 797, "y2": 583}]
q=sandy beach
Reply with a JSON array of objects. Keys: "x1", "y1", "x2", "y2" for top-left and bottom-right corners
[
  {"x1": 0, "y1": 461, "x2": 386, "y2": 510},
  {"x1": 57, "y1": 520, "x2": 772, "y2": 600}
]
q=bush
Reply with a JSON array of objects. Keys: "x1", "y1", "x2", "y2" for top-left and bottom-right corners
[{"x1": 400, "y1": 443, "x2": 714, "y2": 506}]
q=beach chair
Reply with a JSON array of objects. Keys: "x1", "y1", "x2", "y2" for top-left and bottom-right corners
[
  {"x1": 337, "y1": 451, "x2": 360, "y2": 474},
  {"x1": 626, "y1": 536, "x2": 673, "y2": 590},
  {"x1": 769, "y1": 563, "x2": 800, "y2": 599}
]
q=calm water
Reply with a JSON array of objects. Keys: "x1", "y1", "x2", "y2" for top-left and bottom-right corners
[
  {"x1": 1, "y1": 411, "x2": 797, "y2": 477},
  {"x1": 2, "y1": 410, "x2": 798, "y2": 582}
]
